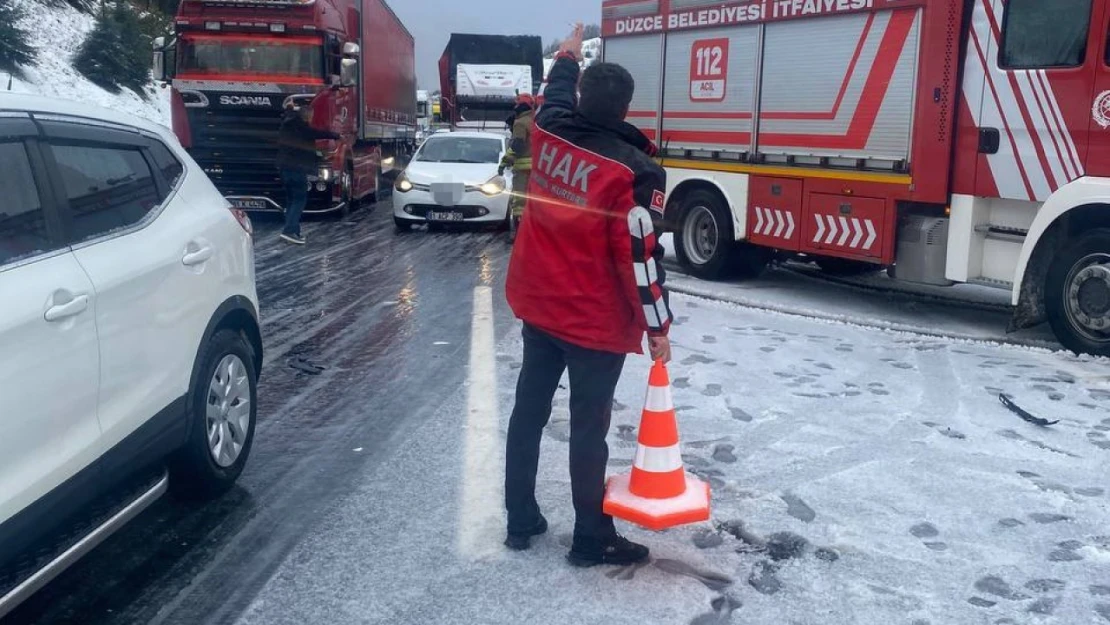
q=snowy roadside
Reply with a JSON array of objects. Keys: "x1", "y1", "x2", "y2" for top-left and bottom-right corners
[
  {"x1": 233, "y1": 293, "x2": 1110, "y2": 625},
  {"x1": 6, "y1": 0, "x2": 170, "y2": 127},
  {"x1": 658, "y1": 234, "x2": 1062, "y2": 350}
]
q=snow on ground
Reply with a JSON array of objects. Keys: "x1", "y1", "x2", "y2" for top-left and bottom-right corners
[
  {"x1": 659, "y1": 234, "x2": 1061, "y2": 350},
  {"x1": 5, "y1": 0, "x2": 170, "y2": 127},
  {"x1": 232, "y1": 292, "x2": 1110, "y2": 625}
]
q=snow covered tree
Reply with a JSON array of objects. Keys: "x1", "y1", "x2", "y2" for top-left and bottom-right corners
[
  {"x1": 582, "y1": 24, "x2": 601, "y2": 40},
  {"x1": 74, "y1": 1, "x2": 152, "y2": 94},
  {"x1": 112, "y1": 0, "x2": 151, "y2": 92},
  {"x1": 0, "y1": 0, "x2": 37, "y2": 75},
  {"x1": 74, "y1": 3, "x2": 127, "y2": 92}
]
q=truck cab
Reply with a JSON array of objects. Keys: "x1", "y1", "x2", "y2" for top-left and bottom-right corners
[{"x1": 155, "y1": 0, "x2": 415, "y2": 216}]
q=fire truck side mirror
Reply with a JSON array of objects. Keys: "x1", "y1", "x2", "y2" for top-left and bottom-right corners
[{"x1": 340, "y1": 58, "x2": 358, "y2": 88}]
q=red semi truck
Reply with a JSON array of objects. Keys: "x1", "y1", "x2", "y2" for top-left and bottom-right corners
[
  {"x1": 153, "y1": 0, "x2": 415, "y2": 215},
  {"x1": 603, "y1": 0, "x2": 1110, "y2": 355}
]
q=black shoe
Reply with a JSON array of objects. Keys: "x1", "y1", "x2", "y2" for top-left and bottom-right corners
[
  {"x1": 566, "y1": 534, "x2": 650, "y2": 567},
  {"x1": 504, "y1": 516, "x2": 548, "y2": 551}
]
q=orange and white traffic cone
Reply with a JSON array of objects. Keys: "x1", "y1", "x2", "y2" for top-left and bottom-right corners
[{"x1": 603, "y1": 360, "x2": 710, "y2": 531}]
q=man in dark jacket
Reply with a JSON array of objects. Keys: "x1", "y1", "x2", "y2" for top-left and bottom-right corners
[
  {"x1": 276, "y1": 101, "x2": 340, "y2": 245},
  {"x1": 503, "y1": 25, "x2": 674, "y2": 567}
]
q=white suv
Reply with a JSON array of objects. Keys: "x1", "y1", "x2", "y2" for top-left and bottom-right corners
[{"x1": 0, "y1": 94, "x2": 262, "y2": 615}]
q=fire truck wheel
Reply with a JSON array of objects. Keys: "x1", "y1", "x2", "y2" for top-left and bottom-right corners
[
  {"x1": 815, "y1": 257, "x2": 880, "y2": 276},
  {"x1": 339, "y1": 163, "x2": 354, "y2": 217},
  {"x1": 675, "y1": 189, "x2": 765, "y2": 279},
  {"x1": 1046, "y1": 229, "x2": 1110, "y2": 357}
]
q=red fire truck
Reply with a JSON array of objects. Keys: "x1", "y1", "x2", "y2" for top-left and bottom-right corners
[
  {"x1": 153, "y1": 0, "x2": 416, "y2": 216},
  {"x1": 602, "y1": 0, "x2": 1110, "y2": 355}
]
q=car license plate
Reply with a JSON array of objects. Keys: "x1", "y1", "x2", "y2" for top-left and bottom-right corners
[
  {"x1": 230, "y1": 198, "x2": 268, "y2": 210},
  {"x1": 428, "y1": 211, "x2": 464, "y2": 222}
]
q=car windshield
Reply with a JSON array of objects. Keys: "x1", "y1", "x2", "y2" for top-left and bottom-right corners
[
  {"x1": 178, "y1": 35, "x2": 323, "y2": 81},
  {"x1": 414, "y1": 136, "x2": 502, "y2": 164}
]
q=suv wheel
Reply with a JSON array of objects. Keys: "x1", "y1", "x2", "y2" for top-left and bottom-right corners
[{"x1": 170, "y1": 329, "x2": 258, "y2": 500}]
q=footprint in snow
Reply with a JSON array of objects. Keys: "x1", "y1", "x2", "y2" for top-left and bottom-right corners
[
  {"x1": 909, "y1": 522, "x2": 948, "y2": 551},
  {"x1": 702, "y1": 384, "x2": 723, "y2": 397},
  {"x1": 729, "y1": 407, "x2": 754, "y2": 422},
  {"x1": 615, "y1": 424, "x2": 637, "y2": 442},
  {"x1": 701, "y1": 335, "x2": 717, "y2": 344},
  {"x1": 712, "y1": 444, "x2": 737, "y2": 464},
  {"x1": 922, "y1": 421, "x2": 967, "y2": 440},
  {"x1": 780, "y1": 492, "x2": 816, "y2": 523},
  {"x1": 688, "y1": 595, "x2": 742, "y2": 625},
  {"x1": 973, "y1": 575, "x2": 1030, "y2": 601},
  {"x1": 682, "y1": 354, "x2": 716, "y2": 366},
  {"x1": 673, "y1": 377, "x2": 691, "y2": 389}
]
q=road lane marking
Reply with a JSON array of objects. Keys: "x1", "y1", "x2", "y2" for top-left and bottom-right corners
[{"x1": 457, "y1": 285, "x2": 503, "y2": 559}]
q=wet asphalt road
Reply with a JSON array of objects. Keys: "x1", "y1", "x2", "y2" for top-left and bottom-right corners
[{"x1": 3, "y1": 201, "x2": 518, "y2": 625}]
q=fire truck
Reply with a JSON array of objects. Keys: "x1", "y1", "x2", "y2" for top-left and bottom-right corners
[
  {"x1": 602, "y1": 0, "x2": 1110, "y2": 356},
  {"x1": 153, "y1": 0, "x2": 416, "y2": 216}
]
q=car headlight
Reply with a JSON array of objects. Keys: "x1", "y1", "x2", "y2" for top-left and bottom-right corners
[
  {"x1": 395, "y1": 172, "x2": 413, "y2": 192},
  {"x1": 479, "y1": 176, "x2": 506, "y2": 196}
]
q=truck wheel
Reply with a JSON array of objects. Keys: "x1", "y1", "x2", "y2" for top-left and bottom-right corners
[
  {"x1": 675, "y1": 189, "x2": 767, "y2": 279},
  {"x1": 815, "y1": 257, "x2": 880, "y2": 276},
  {"x1": 1046, "y1": 229, "x2": 1110, "y2": 356},
  {"x1": 169, "y1": 329, "x2": 258, "y2": 501}
]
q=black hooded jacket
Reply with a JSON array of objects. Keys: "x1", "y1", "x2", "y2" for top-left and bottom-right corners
[{"x1": 276, "y1": 108, "x2": 341, "y2": 173}]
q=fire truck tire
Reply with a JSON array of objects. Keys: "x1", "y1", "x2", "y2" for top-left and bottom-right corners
[
  {"x1": 339, "y1": 162, "x2": 354, "y2": 217},
  {"x1": 1045, "y1": 229, "x2": 1110, "y2": 357},
  {"x1": 675, "y1": 189, "x2": 766, "y2": 280},
  {"x1": 815, "y1": 257, "x2": 880, "y2": 276}
]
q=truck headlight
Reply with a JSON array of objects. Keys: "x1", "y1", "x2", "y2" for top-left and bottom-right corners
[
  {"x1": 479, "y1": 176, "x2": 505, "y2": 196},
  {"x1": 395, "y1": 172, "x2": 413, "y2": 193},
  {"x1": 317, "y1": 168, "x2": 333, "y2": 182}
]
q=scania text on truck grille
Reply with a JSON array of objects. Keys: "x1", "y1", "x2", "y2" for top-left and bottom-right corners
[{"x1": 602, "y1": 0, "x2": 1110, "y2": 356}]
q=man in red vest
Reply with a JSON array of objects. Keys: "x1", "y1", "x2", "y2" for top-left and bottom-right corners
[{"x1": 503, "y1": 25, "x2": 674, "y2": 567}]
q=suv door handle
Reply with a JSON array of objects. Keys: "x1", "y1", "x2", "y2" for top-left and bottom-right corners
[
  {"x1": 182, "y1": 243, "x2": 213, "y2": 266},
  {"x1": 45, "y1": 294, "x2": 89, "y2": 322}
]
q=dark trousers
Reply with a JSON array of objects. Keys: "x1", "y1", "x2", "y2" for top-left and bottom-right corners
[
  {"x1": 281, "y1": 170, "x2": 308, "y2": 236},
  {"x1": 505, "y1": 324, "x2": 627, "y2": 540}
]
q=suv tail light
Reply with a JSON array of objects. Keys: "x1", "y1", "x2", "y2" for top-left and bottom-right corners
[{"x1": 228, "y1": 204, "x2": 253, "y2": 236}]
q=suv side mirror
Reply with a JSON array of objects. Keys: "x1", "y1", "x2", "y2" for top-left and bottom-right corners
[{"x1": 340, "y1": 58, "x2": 358, "y2": 87}]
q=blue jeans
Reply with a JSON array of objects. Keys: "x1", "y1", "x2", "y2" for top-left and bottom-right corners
[{"x1": 281, "y1": 170, "x2": 308, "y2": 236}]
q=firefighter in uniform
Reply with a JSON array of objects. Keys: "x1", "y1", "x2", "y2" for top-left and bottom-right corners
[
  {"x1": 499, "y1": 93, "x2": 535, "y2": 242},
  {"x1": 503, "y1": 25, "x2": 674, "y2": 566}
]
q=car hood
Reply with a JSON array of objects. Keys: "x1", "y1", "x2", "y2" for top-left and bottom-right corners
[{"x1": 404, "y1": 161, "x2": 500, "y2": 186}]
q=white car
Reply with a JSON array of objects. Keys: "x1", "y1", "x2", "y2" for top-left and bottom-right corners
[
  {"x1": 392, "y1": 131, "x2": 511, "y2": 230},
  {"x1": 0, "y1": 94, "x2": 261, "y2": 616}
]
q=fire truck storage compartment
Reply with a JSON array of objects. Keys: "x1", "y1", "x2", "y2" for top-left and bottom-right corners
[
  {"x1": 757, "y1": 9, "x2": 919, "y2": 166},
  {"x1": 604, "y1": 6, "x2": 923, "y2": 170},
  {"x1": 662, "y1": 25, "x2": 760, "y2": 155},
  {"x1": 803, "y1": 193, "x2": 884, "y2": 260},
  {"x1": 747, "y1": 176, "x2": 803, "y2": 251},
  {"x1": 599, "y1": 33, "x2": 663, "y2": 142}
]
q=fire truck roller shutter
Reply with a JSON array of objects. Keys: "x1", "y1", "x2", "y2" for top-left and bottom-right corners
[
  {"x1": 757, "y1": 9, "x2": 921, "y2": 166},
  {"x1": 602, "y1": 34, "x2": 663, "y2": 143},
  {"x1": 661, "y1": 25, "x2": 760, "y2": 155}
]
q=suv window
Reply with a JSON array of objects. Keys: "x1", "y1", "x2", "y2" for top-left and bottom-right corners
[
  {"x1": 0, "y1": 141, "x2": 56, "y2": 267},
  {"x1": 50, "y1": 142, "x2": 163, "y2": 244},
  {"x1": 147, "y1": 140, "x2": 184, "y2": 188},
  {"x1": 1000, "y1": 0, "x2": 1092, "y2": 69}
]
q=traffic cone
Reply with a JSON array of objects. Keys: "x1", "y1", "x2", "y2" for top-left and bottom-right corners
[{"x1": 603, "y1": 360, "x2": 710, "y2": 531}]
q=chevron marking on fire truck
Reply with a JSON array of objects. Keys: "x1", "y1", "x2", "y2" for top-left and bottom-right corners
[
  {"x1": 753, "y1": 207, "x2": 795, "y2": 240},
  {"x1": 813, "y1": 214, "x2": 876, "y2": 250}
]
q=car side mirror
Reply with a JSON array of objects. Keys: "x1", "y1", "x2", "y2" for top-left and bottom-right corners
[{"x1": 340, "y1": 58, "x2": 358, "y2": 87}]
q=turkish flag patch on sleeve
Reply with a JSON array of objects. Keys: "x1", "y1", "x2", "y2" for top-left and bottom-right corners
[{"x1": 650, "y1": 190, "x2": 666, "y2": 215}]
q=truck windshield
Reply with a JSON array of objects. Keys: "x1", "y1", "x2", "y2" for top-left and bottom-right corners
[
  {"x1": 414, "y1": 136, "x2": 502, "y2": 164},
  {"x1": 178, "y1": 35, "x2": 323, "y2": 81}
]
